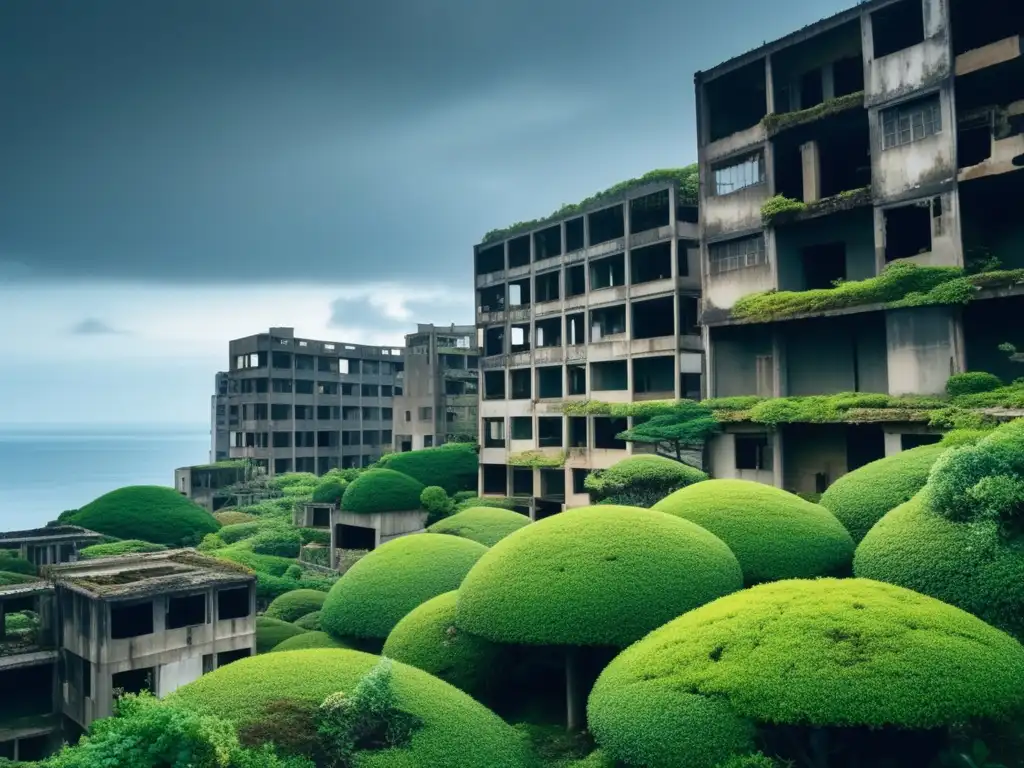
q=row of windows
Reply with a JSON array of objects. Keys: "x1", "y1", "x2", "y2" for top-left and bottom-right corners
[
  {"x1": 235, "y1": 352, "x2": 403, "y2": 376},
  {"x1": 229, "y1": 429, "x2": 393, "y2": 448},
  {"x1": 232, "y1": 404, "x2": 394, "y2": 421},
  {"x1": 236, "y1": 379, "x2": 402, "y2": 397}
]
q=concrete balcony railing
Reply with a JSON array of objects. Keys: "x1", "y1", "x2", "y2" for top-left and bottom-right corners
[{"x1": 534, "y1": 346, "x2": 564, "y2": 365}]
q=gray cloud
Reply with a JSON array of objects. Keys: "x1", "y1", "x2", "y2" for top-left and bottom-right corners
[
  {"x1": 329, "y1": 293, "x2": 473, "y2": 334},
  {"x1": 70, "y1": 318, "x2": 125, "y2": 336},
  {"x1": 0, "y1": 0, "x2": 853, "y2": 287}
]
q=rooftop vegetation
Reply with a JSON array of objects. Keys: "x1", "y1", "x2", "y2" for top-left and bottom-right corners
[
  {"x1": 508, "y1": 449, "x2": 567, "y2": 468},
  {"x1": 481, "y1": 166, "x2": 699, "y2": 244},
  {"x1": 761, "y1": 90, "x2": 865, "y2": 135}
]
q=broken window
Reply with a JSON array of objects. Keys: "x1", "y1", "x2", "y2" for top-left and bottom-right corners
[
  {"x1": 572, "y1": 468, "x2": 591, "y2": 494},
  {"x1": 167, "y1": 593, "x2": 207, "y2": 630},
  {"x1": 567, "y1": 365, "x2": 587, "y2": 395},
  {"x1": 713, "y1": 152, "x2": 765, "y2": 196},
  {"x1": 509, "y1": 278, "x2": 531, "y2": 307},
  {"x1": 884, "y1": 201, "x2": 934, "y2": 260},
  {"x1": 594, "y1": 417, "x2": 627, "y2": 449},
  {"x1": 509, "y1": 235, "x2": 530, "y2": 268},
  {"x1": 537, "y1": 417, "x2": 564, "y2": 447},
  {"x1": 112, "y1": 667, "x2": 154, "y2": 698},
  {"x1": 111, "y1": 602, "x2": 153, "y2": 639},
  {"x1": 705, "y1": 59, "x2": 767, "y2": 141},
  {"x1": 631, "y1": 241, "x2": 672, "y2": 284},
  {"x1": 510, "y1": 417, "x2": 533, "y2": 440},
  {"x1": 568, "y1": 417, "x2": 588, "y2": 448},
  {"x1": 802, "y1": 242, "x2": 847, "y2": 289},
  {"x1": 709, "y1": 234, "x2": 766, "y2": 275},
  {"x1": 272, "y1": 378, "x2": 293, "y2": 394},
  {"x1": 566, "y1": 312, "x2": 586, "y2": 345},
  {"x1": 483, "y1": 418, "x2": 506, "y2": 448},
  {"x1": 633, "y1": 356, "x2": 675, "y2": 395},
  {"x1": 565, "y1": 265, "x2": 586, "y2": 297},
  {"x1": 591, "y1": 360, "x2": 628, "y2": 391},
  {"x1": 484, "y1": 370, "x2": 506, "y2": 399},
  {"x1": 591, "y1": 305, "x2": 626, "y2": 340},
  {"x1": 632, "y1": 296, "x2": 674, "y2": 339},
  {"x1": 482, "y1": 464, "x2": 508, "y2": 494},
  {"x1": 590, "y1": 253, "x2": 626, "y2": 290},
  {"x1": 566, "y1": 217, "x2": 584, "y2": 251},
  {"x1": 478, "y1": 284, "x2": 505, "y2": 314},
  {"x1": 588, "y1": 205, "x2": 625, "y2": 246},
  {"x1": 535, "y1": 271, "x2": 560, "y2": 303},
  {"x1": 272, "y1": 351, "x2": 292, "y2": 369},
  {"x1": 736, "y1": 434, "x2": 773, "y2": 470},
  {"x1": 534, "y1": 224, "x2": 561, "y2": 260},
  {"x1": 871, "y1": 0, "x2": 925, "y2": 58},
  {"x1": 540, "y1": 468, "x2": 565, "y2": 499},
  {"x1": 510, "y1": 324, "x2": 531, "y2": 353},
  {"x1": 535, "y1": 317, "x2": 562, "y2": 348},
  {"x1": 901, "y1": 433, "x2": 942, "y2": 450},
  {"x1": 510, "y1": 369, "x2": 531, "y2": 399},
  {"x1": 679, "y1": 296, "x2": 701, "y2": 336},
  {"x1": 881, "y1": 95, "x2": 941, "y2": 150},
  {"x1": 484, "y1": 327, "x2": 505, "y2": 357},
  {"x1": 476, "y1": 243, "x2": 504, "y2": 275},
  {"x1": 630, "y1": 190, "x2": 670, "y2": 233},
  {"x1": 537, "y1": 366, "x2": 563, "y2": 398},
  {"x1": 682, "y1": 372, "x2": 703, "y2": 400},
  {"x1": 833, "y1": 56, "x2": 865, "y2": 97},
  {"x1": 957, "y1": 111, "x2": 993, "y2": 169},
  {"x1": 418, "y1": 407, "x2": 433, "y2": 421}
]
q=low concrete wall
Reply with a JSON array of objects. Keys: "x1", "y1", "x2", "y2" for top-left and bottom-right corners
[{"x1": 329, "y1": 509, "x2": 428, "y2": 567}]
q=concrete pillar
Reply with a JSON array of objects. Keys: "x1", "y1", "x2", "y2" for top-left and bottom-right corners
[
  {"x1": 764, "y1": 54, "x2": 776, "y2": 114},
  {"x1": 0, "y1": 601, "x2": 6, "y2": 641},
  {"x1": 801, "y1": 141, "x2": 822, "y2": 203},
  {"x1": 822, "y1": 64, "x2": 836, "y2": 101},
  {"x1": 771, "y1": 430, "x2": 785, "y2": 489}
]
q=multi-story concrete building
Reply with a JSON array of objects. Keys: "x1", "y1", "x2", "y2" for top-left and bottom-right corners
[
  {"x1": 220, "y1": 327, "x2": 405, "y2": 475},
  {"x1": 695, "y1": 0, "x2": 1024, "y2": 494},
  {"x1": 393, "y1": 323, "x2": 479, "y2": 452},
  {"x1": 474, "y1": 174, "x2": 703, "y2": 517},
  {"x1": 210, "y1": 372, "x2": 231, "y2": 463}
]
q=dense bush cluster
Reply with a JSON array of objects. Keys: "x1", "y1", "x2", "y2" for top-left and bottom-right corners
[
  {"x1": 341, "y1": 469, "x2": 426, "y2": 514},
  {"x1": 250, "y1": 527, "x2": 302, "y2": 558},
  {"x1": 653, "y1": 479, "x2": 854, "y2": 585},
  {"x1": 0, "y1": 551, "x2": 37, "y2": 575},
  {"x1": 69, "y1": 485, "x2": 221, "y2": 546},
  {"x1": 265, "y1": 589, "x2": 328, "y2": 623},
  {"x1": 584, "y1": 455, "x2": 707, "y2": 507},
  {"x1": 311, "y1": 477, "x2": 347, "y2": 505},
  {"x1": 256, "y1": 616, "x2": 308, "y2": 654},
  {"x1": 427, "y1": 506, "x2": 530, "y2": 547},
  {"x1": 946, "y1": 371, "x2": 1005, "y2": 397},
  {"x1": 269, "y1": 631, "x2": 350, "y2": 652},
  {"x1": 78, "y1": 539, "x2": 169, "y2": 559},
  {"x1": 374, "y1": 444, "x2": 478, "y2": 495}
]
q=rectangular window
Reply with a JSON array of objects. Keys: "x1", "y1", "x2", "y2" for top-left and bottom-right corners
[
  {"x1": 709, "y1": 235, "x2": 766, "y2": 275},
  {"x1": 510, "y1": 417, "x2": 533, "y2": 440},
  {"x1": 735, "y1": 434, "x2": 773, "y2": 471},
  {"x1": 483, "y1": 418, "x2": 506, "y2": 448},
  {"x1": 424, "y1": 435, "x2": 434, "y2": 448},
  {"x1": 713, "y1": 153, "x2": 765, "y2": 196},
  {"x1": 881, "y1": 96, "x2": 941, "y2": 150},
  {"x1": 419, "y1": 407, "x2": 433, "y2": 421}
]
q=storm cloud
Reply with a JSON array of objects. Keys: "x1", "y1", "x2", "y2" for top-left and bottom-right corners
[{"x1": 0, "y1": 0, "x2": 853, "y2": 288}]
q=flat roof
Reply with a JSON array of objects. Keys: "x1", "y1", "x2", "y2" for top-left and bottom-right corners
[
  {"x1": 0, "y1": 525, "x2": 104, "y2": 545},
  {"x1": 0, "y1": 580, "x2": 51, "y2": 599},
  {"x1": 45, "y1": 549, "x2": 254, "y2": 600}
]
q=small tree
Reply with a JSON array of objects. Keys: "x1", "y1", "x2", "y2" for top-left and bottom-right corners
[{"x1": 615, "y1": 401, "x2": 720, "y2": 468}]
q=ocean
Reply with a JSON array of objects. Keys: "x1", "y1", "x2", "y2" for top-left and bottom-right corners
[{"x1": 0, "y1": 425, "x2": 211, "y2": 531}]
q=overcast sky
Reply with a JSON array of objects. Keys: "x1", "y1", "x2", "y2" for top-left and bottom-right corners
[{"x1": 0, "y1": 0, "x2": 852, "y2": 426}]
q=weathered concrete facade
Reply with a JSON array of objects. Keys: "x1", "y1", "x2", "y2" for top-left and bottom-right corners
[
  {"x1": 696, "y1": 0, "x2": 1024, "y2": 494},
  {"x1": 0, "y1": 527, "x2": 104, "y2": 568},
  {"x1": 474, "y1": 179, "x2": 703, "y2": 516},
  {"x1": 392, "y1": 323, "x2": 479, "y2": 452},
  {"x1": 328, "y1": 509, "x2": 427, "y2": 565}
]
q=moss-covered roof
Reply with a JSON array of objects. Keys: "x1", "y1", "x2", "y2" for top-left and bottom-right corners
[
  {"x1": 427, "y1": 506, "x2": 531, "y2": 547},
  {"x1": 653, "y1": 479, "x2": 854, "y2": 585},
  {"x1": 169, "y1": 648, "x2": 533, "y2": 768},
  {"x1": 588, "y1": 578, "x2": 1024, "y2": 768},
  {"x1": 456, "y1": 506, "x2": 743, "y2": 648}
]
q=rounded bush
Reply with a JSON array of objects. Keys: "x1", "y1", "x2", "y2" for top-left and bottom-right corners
[
  {"x1": 311, "y1": 477, "x2": 347, "y2": 505},
  {"x1": 585, "y1": 455, "x2": 707, "y2": 507},
  {"x1": 588, "y1": 578, "x2": 1024, "y2": 768},
  {"x1": 255, "y1": 616, "x2": 307, "y2": 654},
  {"x1": 341, "y1": 469, "x2": 426, "y2": 514},
  {"x1": 427, "y1": 506, "x2": 531, "y2": 547},
  {"x1": 293, "y1": 610, "x2": 322, "y2": 631},
  {"x1": 170, "y1": 648, "x2": 533, "y2": 768},
  {"x1": 375, "y1": 444, "x2": 478, "y2": 494},
  {"x1": 70, "y1": 485, "x2": 220, "y2": 546},
  {"x1": 264, "y1": 589, "x2": 328, "y2": 623},
  {"x1": 383, "y1": 591, "x2": 500, "y2": 696},
  {"x1": 269, "y1": 630, "x2": 350, "y2": 652},
  {"x1": 854, "y1": 493, "x2": 1024, "y2": 638},
  {"x1": 946, "y1": 371, "x2": 1004, "y2": 397},
  {"x1": 0, "y1": 552, "x2": 36, "y2": 575},
  {"x1": 78, "y1": 540, "x2": 168, "y2": 560},
  {"x1": 322, "y1": 534, "x2": 487, "y2": 641},
  {"x1": 457, "y1": 506, "x2": 743, "y2": 648},
  {"x1": 250, "y1": 527, "x2": 302, "y2": 558},
  {"x1": 819, "y1": 444, "x2": 948, "y2": 543},
  {"x1": 653, "y1": 479, "x2": 854, "y2": 585},
  {"x1": 219, "y1": 521, "x2": 266, "y2": 544},
  {"x1": 213, "y1": 510, "x2": 258, "y2": 526},
  {"x1": 421, "y1": 486, "x2": 453, "y2": 525}
]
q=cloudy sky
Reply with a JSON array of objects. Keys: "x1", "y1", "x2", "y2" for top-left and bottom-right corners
[{"x1": 0, "y1": 0, "x2": 851, "y2": 426}]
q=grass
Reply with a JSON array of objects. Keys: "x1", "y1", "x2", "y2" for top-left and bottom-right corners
[{"x1": 69, "y1": 485, "x2": 220, "y2": 547}]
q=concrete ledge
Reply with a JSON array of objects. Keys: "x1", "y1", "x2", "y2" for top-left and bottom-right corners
[{"x1": 955, "y1": 35, "x2": 1021, "y2": 76}]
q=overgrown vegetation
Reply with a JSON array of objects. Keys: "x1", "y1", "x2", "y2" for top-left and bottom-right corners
[
  {"x1": 508, "y1": 450, "x2": 568, "y2": 468},
  {"x1": 613, "y1": 400, "x2": 720, "y2": 464},
  {"x1": 427, "y1": 506, "x2": 531, "y2": 547},
  {"x1": 762, "y1": 91, "x2": 865, "y2": 135},
  {"x1": 68, "y1": 485, "x2": 221, "y2": 547},
  {"x1": 584, "y1": 455, "x2": 707, "y2": 508}
]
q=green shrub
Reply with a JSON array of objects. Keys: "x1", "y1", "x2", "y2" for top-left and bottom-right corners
[
  {"x1": 169, "y1": 648, "x2": 533, "y2": 768},
  {"x1": 265, "y1": 590, "x2": 328, "y2": 623},
  {"x1": 214, "y1": 544, "x2": 296, "y2": 576},
  {"x1": 5, "y1": 610, "x2": 37, "y2": 634},
  {"x1": 383, "y1": 591, "x2": 500, "y2": 697},
  {"x1": 455, "y1": 496, "x2": 517, "y2": 512},
  {"x1": 340, "y1": 469, "x2": 426, "y2": 514},
  {"x1": 0, "y1": 571, "x2": 39, "y2": 586},
  {"x1": 421, "y1": 486, "x2": 454, "y2": 525},
  {"x1": 284, "y1": 564, "x2": 303, "y2": 580},
  {"x1": 198, "y1": 533, "x2": 227, "y2": 552},
  {"x1": 321, "y1": 534, "x2": 488, "y2": 641},
  {"x1": 214, "y1": 510, "x2": 259, "y2": 526},
  {"x1": 588, "y1": 578, "x2": 1024, "y2": 768},
  {"x1": 70, "y1": 485, "x2": 220, "y2": 546},
  {"x1": 311, "y1": 478, "x2": 347, "y2": 505},
  {"x1": 584, "y1": 455, "x2": 707, "y2": 507},
  {"x1": 819, "y1": 444, "x2": 948, "y2": 543},
  {"x1": 269, "y1": 473, "x2": 319, "y2": 491},
  {"x1": 251, "y1": 528, "x2": 302, "y2": 558},
  {"x1": 78, "y1": 539, "x2": 169, "y2": 560},
  {"x1": 374, "y1": 444, "x2": 478, "y2": 494},
  {"x1": 255, "y1": 573, "x2": 334, "y2": 604},
  {"x1": 653, "y1": 479, "x2": 854, "y2": 585},
  {"x1": 456, "y1": 506, "x2": 743, "y2": 648},
  {"x1": 298, "y1": 528, "x2": 330, "y2": 546},
  {"x1": 269, "y1": 631, "x2": 350, "y2": 652},
  {"x1": 453, "y1": 491, "x2": 477, "y2": 503},
  {"x1": 946, "y1": 371, "x2": 1004, "y2": 397},
  {"x1": 294, "y1": 611, "x2": 322, "y2": 631},
  {"x1": 0, "y1": 552, "x2": 36, "y2": 575},
  {"x1": 256, "y1": 616, "x2": 308, "y2": 654},
  {"x1": 427, "y1": 506, "x2": 531, "y2": 547},
  {"x1": 220, "y1": 521, "x2": 269, "y2": 544}
]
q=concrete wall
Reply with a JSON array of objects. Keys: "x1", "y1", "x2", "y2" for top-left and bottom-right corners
[
  {"x1": 862, "y1": 0, "x2": 951, "y2": 107},
  {"x1": 885, "y1": 305, "x2": 962, "y2": 395},
  {"x1": 329, "y1": 509, "x2": 427, "y2": 565},
  {"x1": 709, "y1": 325, "x2": 773, "y2": 397},
  {"x1": 775, "y1": 208, "x2": 876, "y2": 291},
  {"x1": 782, "y1": 424, "x2": 849, "y2": 493},
  {"x1": 707, "y1": 429, "x2": 777, "y2": 485},
  {"x1": 782, "y1": 314, "x2": 888, "y2": 395}
]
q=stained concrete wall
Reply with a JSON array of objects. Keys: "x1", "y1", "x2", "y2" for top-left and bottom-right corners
[
  {"x1": 782, "y1": 424, "x2": 849, "y2": 494},
  {"x1": 710, "y1": 325, "x2": 773, "y2": 397},
  {"x1": 885, "y1": 305, "x2": 962, "y2": 395},
  {"x1": 707, "y1": 429, "x2": 777, "y2": 486},
  {"x1": 862, "y1": 0, "x2": 951, "y2": 107},
  {"x1": 775, "y1": 208, "x2": 876, "y2": 291},
  {"x1": 783, "y1": 314, "x2": 888, "y2": 395}
]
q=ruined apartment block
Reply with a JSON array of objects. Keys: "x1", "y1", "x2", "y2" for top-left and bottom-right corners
[
  {"x1": 209, "y1": 372, "x2": 230, "y2": 463},
  {"x1": 695, "y1": 0, "x2": 1024, "y2": 495},
  {"x1": 475, "y1": 180, "x2": 703, "y2": 517},
  {"x1": 218, "y1": 327, "x2": 404, "y2": 476},
  {"x1": 392, "y1": 323, "x2": 480, "y2": 452}
]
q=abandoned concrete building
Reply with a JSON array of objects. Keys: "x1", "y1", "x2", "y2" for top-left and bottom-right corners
[
  {"x1": 474, "y1": 176, "x2": 703, "y2": 517},
  {"x1": 392, "y1": 323, "x2": 480, "y2": 452},
  {"x1": 173, "y1": 461, "x2": 249, "y2": 513},
  {"x1": 0, "y1": 526, "x2": 103, "y2": 568},
  {"x1": 695, "y1": 0, "x2": 1024, "y2": 494},
  {"x1": 0, "y1": 548, "x2": 255, "y2": 761},
  {"x1": 210, "y1": 372, "x2": 231, "y2": 463},
  {"x1": 214, "y1": 327, "x2": 405, "y2": 475}
]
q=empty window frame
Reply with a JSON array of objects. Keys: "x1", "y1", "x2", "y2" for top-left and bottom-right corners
[
  {"x1": 709, "y1": 235, "x2": 766, "y2": 275},
  {"x1": 713, "y1": 153, "x2": 765, "y2": 196},
  {"x1": 483, "y1": 418, "x2": 506, "y2": 448},
  {"x1": 881, "y1": 96, "x2": 941, "y2": 150},
  {"x1": 166, "y1": 594, "x2": 207, "y2": 630},
  {"x1": 510, "y1": 416, "x2": 533, "y2": 440},
  {"x1": 590, "y1": 253, "x2": 626, "y2": 290},
  {"x1": 735, "y1": 434, "x2": 773, "y2": 470}
]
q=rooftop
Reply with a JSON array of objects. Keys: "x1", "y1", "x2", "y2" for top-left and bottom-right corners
[
  {"x1": 45, "y1": 549, "x2": 254, "y2": 600},
  {"x1": 0, "y1": 525, "x2": 104, "y2": 545}
]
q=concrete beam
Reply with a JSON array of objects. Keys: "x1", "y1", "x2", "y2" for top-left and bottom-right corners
[{"x1": 955, "y1": 36, "x2": 1022, "y2": 77}]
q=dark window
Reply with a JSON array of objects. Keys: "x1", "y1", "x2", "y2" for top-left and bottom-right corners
[
  {"x1": 83, "y1": 658, "x2": 92, "y2": 697},
  {"x1": 593, "y1": 417, "x2": 627, "y2": 449},
  {"x1": 881, "y1": 96, "x2": 941, "y2": 150},
  {"x1": 572, "y1": 468, "x2": 591, "y2": 494},
  {"x1": 511, "y1": 417, "x2": 533, "y2": 440},
  {"x1": 901, "y1": 433, "x2": 942, "y2": 450},
  {"x1": 884, "y1": 202, "x2": 933, "y2": 261},
  {"x1": 112, "y1": 668, "x2": 154, "y2": 698},
  {"x1": 871, "y1": 0, "x2": 924, "y2": 58},
  {"x1": 736, "y1": 434, "x2": 773, "y2": 470},
  {"x1": 166, "y1": 594, "x2": 207, "y2": 630},
  {"x1": 218, "y1": 587, "x2": 250, "y2": 621},
  {"x1": 111, "y1": 602, "x2": 153, "y2": 639},
  {"x1": 217, "y1": 648, "x2": 251, "y2": 668},
  {"x1": 295, "y1": 379, "x2": 314, "y2": 395}
]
